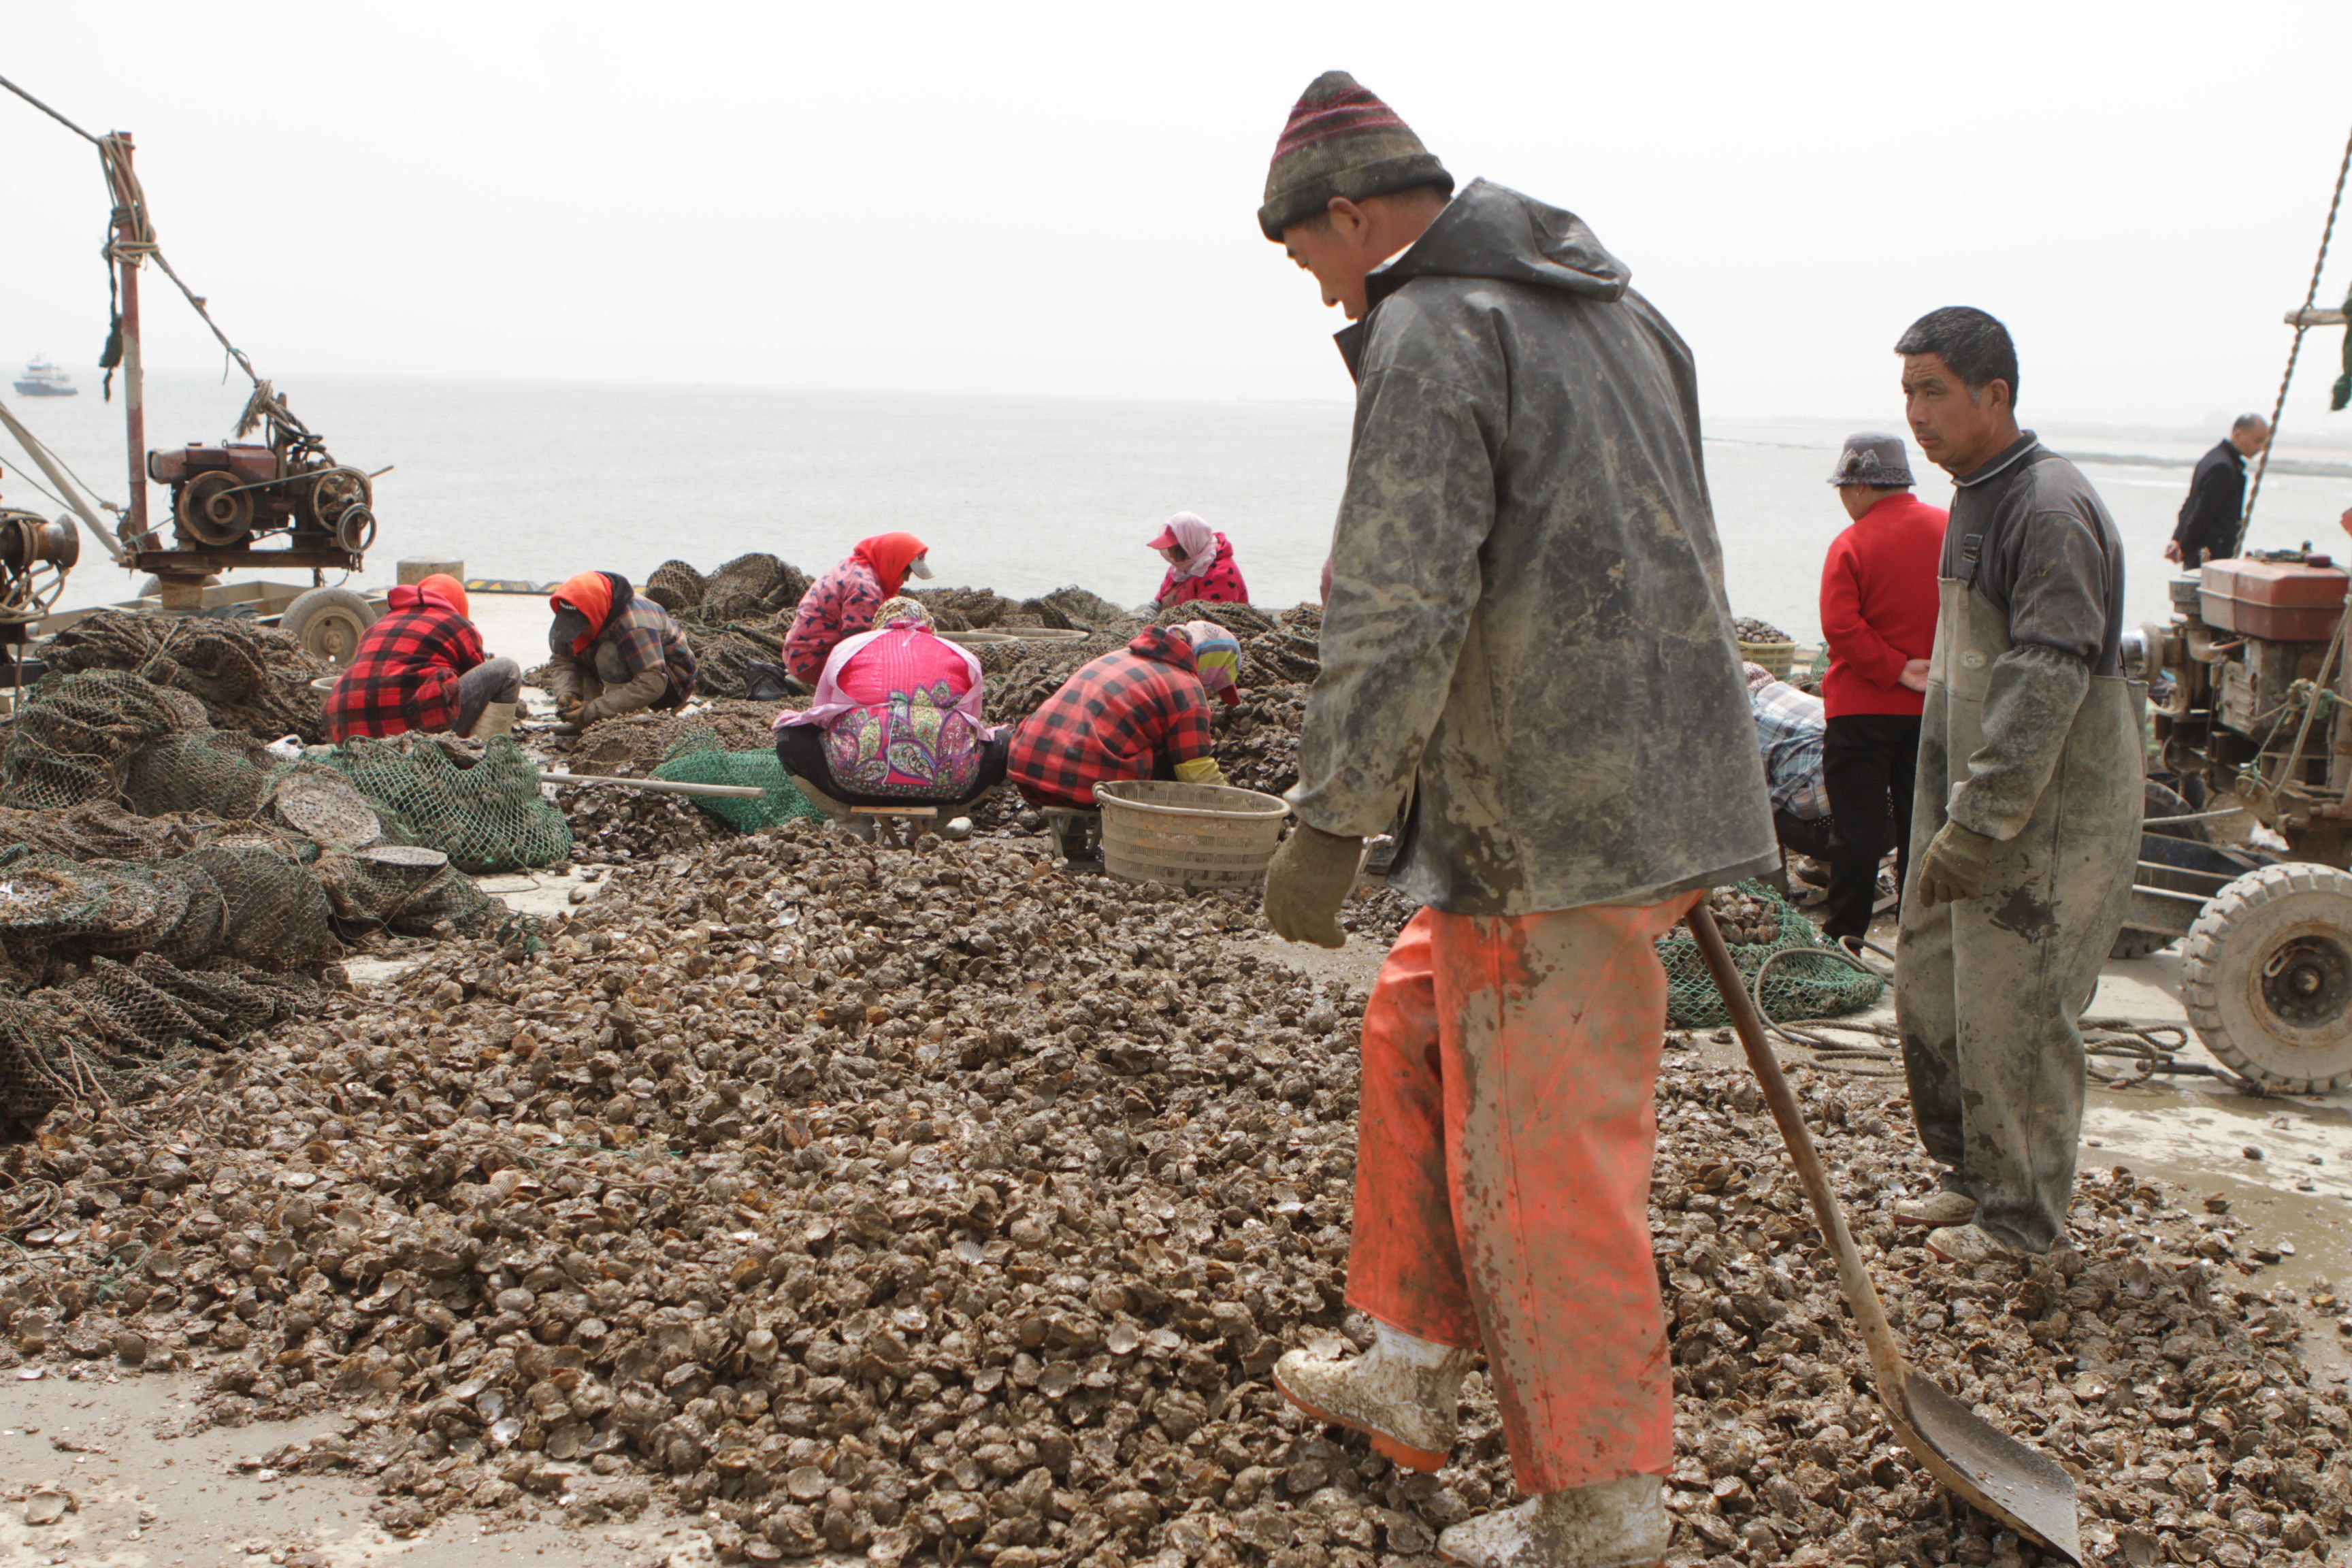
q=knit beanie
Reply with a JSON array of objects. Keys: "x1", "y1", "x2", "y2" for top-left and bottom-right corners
[{"x1": 1258, "y1": 71, "x2": 1453, "y2": 241}]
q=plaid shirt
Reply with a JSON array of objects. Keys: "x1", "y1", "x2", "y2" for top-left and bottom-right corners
[
  {"x1": 323, "y1": 589, "x2": 484, "y2": 741},
  {"x1": 599, "y1": 598, "x2": 699, "y2": 698},
  {"x1": 1746, "y1": 666, "x2": 1829, "y2": 821},
  {"x1": 1008, "y1": 627, "x2": 1215, "y2": 808}
]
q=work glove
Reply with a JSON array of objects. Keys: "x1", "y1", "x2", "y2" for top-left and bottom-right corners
[
  {"x1": 1173, "y1": 756, "x2": 1228, "y2": 788},
  {"x1": 1915, "y1": 820, "x2": 1997, "y2": 908},
  {"x1": 1262, "y1": 822, "x2": 1363, "y2": 949}
]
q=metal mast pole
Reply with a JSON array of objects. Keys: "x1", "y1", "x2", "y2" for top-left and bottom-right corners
[{"x1": 105, "y1": 132, "x2": 148, "y2": 549}]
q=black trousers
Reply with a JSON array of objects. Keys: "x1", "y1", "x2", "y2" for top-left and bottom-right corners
[{"x1": 1820, "y1": 713, "x2": 1921, "y2": 939}]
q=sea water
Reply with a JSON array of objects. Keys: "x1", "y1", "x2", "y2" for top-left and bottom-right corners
[{"x1": 10, "y1": 371, "x2": 2351, "y2": 648}]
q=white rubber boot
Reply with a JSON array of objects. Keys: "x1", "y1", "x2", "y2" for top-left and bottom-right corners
[
  {"x1": 466, "y1": 701, "x2": 518, "y2": 740},
  {"x1": 1437, "y1": 1475, "x2": 1670, "y2": 1568},
  {"x1": 1272, "y1": 1324, "x2": 1471, "y2": 1472}
]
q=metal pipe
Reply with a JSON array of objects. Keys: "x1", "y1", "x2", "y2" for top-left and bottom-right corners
[
  {"x1": 109, "y1": 133, "x2": 148, "y2": 549},
  {"x1": 2141, "y1": 808, "x2": 2247, "y2": 828},
  {"x1": 0, "y1": 396, "x2": 125, "y2": 561},
  {"x1": 538, "y1": 770, "x2": 766, "y2": 800}
]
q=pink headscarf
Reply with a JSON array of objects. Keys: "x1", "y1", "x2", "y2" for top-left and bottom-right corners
[{"x1": 1156, "y1": 512, "x2": 1219, "y2": 583}]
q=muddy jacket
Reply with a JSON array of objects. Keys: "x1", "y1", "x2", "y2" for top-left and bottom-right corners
[{"x1": 1294, "y1": 179, "x2": 1775, "y2": 915}]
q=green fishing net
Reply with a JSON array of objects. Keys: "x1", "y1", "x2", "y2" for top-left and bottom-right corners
[
  {"x1": 312, "y1": 734, "x2": 572, "y2": 873},
  {"x1": 651, "y1": 725, "x2": 826, "y2": 833},
  {"x1": 1656, "y1": 880, "x2": 1884, "y2": 1028}
]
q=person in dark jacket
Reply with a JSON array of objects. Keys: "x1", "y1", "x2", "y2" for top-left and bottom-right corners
[
  {"x1": 1249, "y1": 71, "x2": 1774, "y2": 1568},
  {"x1": 2164, "y1": 413, "x2": 2268, "y2": 568},
  {"x1": 1817, "y1": 433, "x2": 1946, "y2": 941},
  {"x1": 325, "y1": 574, "x2": 520, "y2": 742},
  {"x1": 546, "y1": 570, "x2": 698, "y2": 734}
]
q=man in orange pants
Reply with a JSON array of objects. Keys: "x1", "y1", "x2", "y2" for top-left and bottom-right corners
[{"x1": 1254, "y1": 72, "x2": 1775, "y2": 1567}]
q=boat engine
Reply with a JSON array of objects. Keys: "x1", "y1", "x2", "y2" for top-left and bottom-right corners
[
  {"x1": 2138, "y1": 550, "x2": 2352, "y2": 862},
  {"x1": 0, "y1": 484, "x2": 80, "y2": 687},
  {"x1": 148, "y1": 440, "x2": 374, "y2": 554}
]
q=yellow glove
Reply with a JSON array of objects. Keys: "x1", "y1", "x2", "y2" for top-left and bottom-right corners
[
  {"x1": 1173, "y1": 756, "x2": 1228, "y2": 787},
  {"x1": 1916, "y1": 820, "x2": 1997, "y2": 908}
]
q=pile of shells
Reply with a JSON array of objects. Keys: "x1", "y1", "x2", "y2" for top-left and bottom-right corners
[
  {"x1": 1706, "y1": 887, "x2": 1782, "y2": 948},
  {"x1": 1213, "y1": 687, "x2": 1309, "y2": 800},
  {"x1": 5, "y1": 823, "x2": 2340, "y2": 1568},
  {"x1": 550, "y1": 702, "x2": 801, "y2": 779},
  {"x1": 1734, "y1": 617, "x2": 1794, "y2": 647},
  {"x1": 555, "y1": 783, "x2": 721, "y2": 864}
]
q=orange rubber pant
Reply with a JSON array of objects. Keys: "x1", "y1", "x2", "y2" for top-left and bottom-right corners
[{"x1": 1345, "y1": 895, "x2": 1697, "y2": 1494}]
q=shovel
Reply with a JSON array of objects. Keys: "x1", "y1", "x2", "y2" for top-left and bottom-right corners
[{"x1": 1684, "y1": 905, "x2": 2080, "y2": 1563}]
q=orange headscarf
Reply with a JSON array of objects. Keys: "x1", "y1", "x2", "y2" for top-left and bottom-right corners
[
  {"x1": 416, "y1": 574, "x2": 469, "y2": 618},
  {"x1": 851, "y1": 533, "x2": 929, "y2": 599},
  {"x1": 550, "y1": 570, "x2": 619, "y2": 657}
]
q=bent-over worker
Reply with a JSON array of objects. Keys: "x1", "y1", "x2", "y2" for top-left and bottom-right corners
[
  {"x1": 784, "y1": 533, "x2": 932, "y2": 685},
  {"x1": 1745, "y1": 662, "x2": 1833, "y2": 861},
  {"x1": 1817, "y1": 432, "x2": 1946, "y2": 941},
  {"x1": 1893, "y1": 306, "x2": 2138, "y2": 1265},
  {"x1": 546, "y1": 570, "x2": 698, "y2": 734},
  {"x1": 1250, "y1": 72, "x2": 1774, "y2": 1568},
  {"x1": 772, "y1": 596, "x2": 1007, "y2": 824},
  {"x1": 325, "y1": 574, "x2": 521, "y2": 743},
  {"x1": 1149, "y1": 512, "x2": 1249, "y2": 609},
  {"x1": 1006, "y1": 624, "x2": 1230, "y2": 809}
]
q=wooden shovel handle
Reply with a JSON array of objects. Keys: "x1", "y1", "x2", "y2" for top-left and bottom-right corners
[{"x1": 1683, "y1": 904, "x2": 1914, "y2": 1405}]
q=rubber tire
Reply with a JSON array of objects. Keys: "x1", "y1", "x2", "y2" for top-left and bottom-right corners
[
  {"x1": 2109, "y1": 927, "x2": 2174, "y2": 961},
  {"x1": 280, "y1": 587, "x2": 380, "y2": 668},
  {"x1": 2178, "y1": 862, "x2": 2352, "y2": 1093}
]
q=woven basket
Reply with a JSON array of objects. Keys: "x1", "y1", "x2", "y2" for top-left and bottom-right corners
[
  {"x1": 1093, "y1": 780, "x2": 1291, "y2": 889},
  {"x1": 1739, "y1": 639, "x2": 1797, "y2": 679}
]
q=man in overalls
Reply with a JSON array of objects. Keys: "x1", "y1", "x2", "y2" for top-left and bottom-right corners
[{"x1": 1892, "y1": 306, "x2": 2140, "y2": 1264}]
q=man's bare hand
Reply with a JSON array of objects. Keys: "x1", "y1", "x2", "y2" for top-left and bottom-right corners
[
  {"x1": 2162, "y1": 540, "x2": 2183, "y2": 565},
  {"x1": 1898, "y1": 658, "x2": 1931, "y2": 693}
]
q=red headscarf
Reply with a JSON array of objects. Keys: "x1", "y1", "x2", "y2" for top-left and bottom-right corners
[
  {"x1": 851, "y1": 533, "x2": 929, "y2": 598},
  {"x1": 416, "y1": 573, "x2": 469, "y2": 618},
  {"x1": 551, "y1": 570, "x2": 620, "y2": 657}
]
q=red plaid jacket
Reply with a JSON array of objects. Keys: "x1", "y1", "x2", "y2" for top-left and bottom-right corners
[
  {"x1": 1008, "y1": 627, "x2": 1215, "y2": 809},
  {"x1": 323, "y1": 587, "x2": 485, "y2": 741}
]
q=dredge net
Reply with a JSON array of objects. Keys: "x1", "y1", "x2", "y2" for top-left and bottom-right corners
[
  {"x1": 39, "y1": 609, "x2": 336, "y2": 742},
  {"x1": 1656, "y1": 880, "x2": 1884, "y2": 1028},
  {"x1": 311, "y1": 734, "x2": 572, "y2": 873},
  {"x1": 649, "y1": 725, "x2": 826, "y2": 833}
]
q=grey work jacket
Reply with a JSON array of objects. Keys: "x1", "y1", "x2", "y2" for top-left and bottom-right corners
[{"x1": 1293, "y1": 179, "x2": 1776, "y2": 915}]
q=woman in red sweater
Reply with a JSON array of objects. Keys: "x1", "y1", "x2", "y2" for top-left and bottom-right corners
[{"x1": 1818, "y1": 434, "x2": 1946, "y2": 941}]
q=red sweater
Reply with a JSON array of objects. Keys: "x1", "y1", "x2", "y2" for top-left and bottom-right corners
[{"x1": 1818, "y1": 493, "x2": 1947, "y2": 717}]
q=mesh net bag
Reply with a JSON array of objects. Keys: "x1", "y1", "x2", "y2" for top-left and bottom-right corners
[
  {"x1": 315, "y1": 734, "x2": 572, "y2": 873},
  {"x1": 1655, "y1": 880, "x2": 1884, "y2": 1028},
  {"x1": 650, "y1": 725, "x2": 826, "y2": 833},
  {"x1": 122, "y1": 731, "x2": 276, "y2": 819},
  {"x1": 0, "y1": 670, "x2": 210, "y2": 811},
  {"x1": 315, "y1": 845, "x2": 523, "y2": 944},
  {"x1": 180, "y1": 844, "x2": 345, "y2": 969},
  {"x1": 39, "y1": 609, "x2": 335, "y2": 742}
]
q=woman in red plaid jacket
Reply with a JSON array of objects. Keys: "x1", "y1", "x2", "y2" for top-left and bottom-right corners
[
  {"x1": 323, "y1": 575, "x2": 520, "y2": 742},
  {"x1": 1007, "y1": 625, "x2": 1230, "y2": 809}
]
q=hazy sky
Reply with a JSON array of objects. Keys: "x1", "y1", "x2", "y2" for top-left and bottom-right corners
[{"x1": 7, "y1": 1, "x2": 2352, "y2": 431}]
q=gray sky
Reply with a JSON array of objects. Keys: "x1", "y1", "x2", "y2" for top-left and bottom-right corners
[{"x1": 7, "y1": 1, "x2": 2352, "y2": 431}]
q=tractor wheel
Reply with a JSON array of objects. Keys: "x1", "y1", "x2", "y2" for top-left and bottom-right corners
[
  {"x1": 2178, "y1": 863, "x2": 2352, "y2": 1092},
  {"x1": 280, "y1": 587, "x2": 379, "y2": 669}
]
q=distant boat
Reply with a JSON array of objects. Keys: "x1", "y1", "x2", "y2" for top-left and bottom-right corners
[{"x1": 12, "y1": 358, "x2": 76, "y2": 397}]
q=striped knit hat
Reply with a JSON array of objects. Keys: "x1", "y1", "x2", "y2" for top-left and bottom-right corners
[{"x1": 1258, "y1": 71, "x2": 1453, "y2": 241}]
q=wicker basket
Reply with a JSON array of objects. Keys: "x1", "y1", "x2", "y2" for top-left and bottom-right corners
[
  {"x1": 1738, "y1": 639, "x2": 1797, "y2": 679},
  {"x1": 1093, "y1": 780, "x2": 1291, "y2": 889}
]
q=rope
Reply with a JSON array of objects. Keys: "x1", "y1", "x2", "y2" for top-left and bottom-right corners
[
  {"x1": 0, "y1": 73, "x2": 103, "y2": 145},
  {"x1": 2236, "y1": 120, "x2": 2352, "y2": 553}
]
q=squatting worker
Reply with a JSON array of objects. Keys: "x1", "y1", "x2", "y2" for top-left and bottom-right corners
[
  {"x1": 772, "y1": 596, "x2": 1008, "y2": 828},
  {"x1": 546, "y1": 570, "x2": 698, "y2": 735},
  {"x1": 1816, "y1": 434, "x2": 1946, "y2": 942},
  {"x1": 325, "y1": 574, "x2": 522, "y2": 743},
  {"x1": 1893, "y1": 307, "x2": 2138, "y2": 1266},
  {"x1": 1745, "y1": 662, "x2": 1833, "y2": 862},
  {"x1": 784, "y1": 533, "x2": 932, "y2": 685},
  {"x1": 1006, "y1": 623, "x2": 1232, "y2": 810},
  {"x1": 2164, "y1": 413, "x2": 2268, "y2": 570},
  {"x1": 1250, "y1": 72, "x2": 1774, "y2": 1568},
  {"x1": 1148, "y1": 512, "x2": 1250, "y2": 610}
]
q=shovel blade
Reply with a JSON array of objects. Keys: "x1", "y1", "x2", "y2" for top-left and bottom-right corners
[{"x1": 1899, "y1": 1369, "x2": 2080, "y2": 1563}]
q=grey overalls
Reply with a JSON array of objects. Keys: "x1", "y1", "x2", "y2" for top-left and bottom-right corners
[{"x1": 1896, "y1": 448, "x2": 2141, "y2": 1253}]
